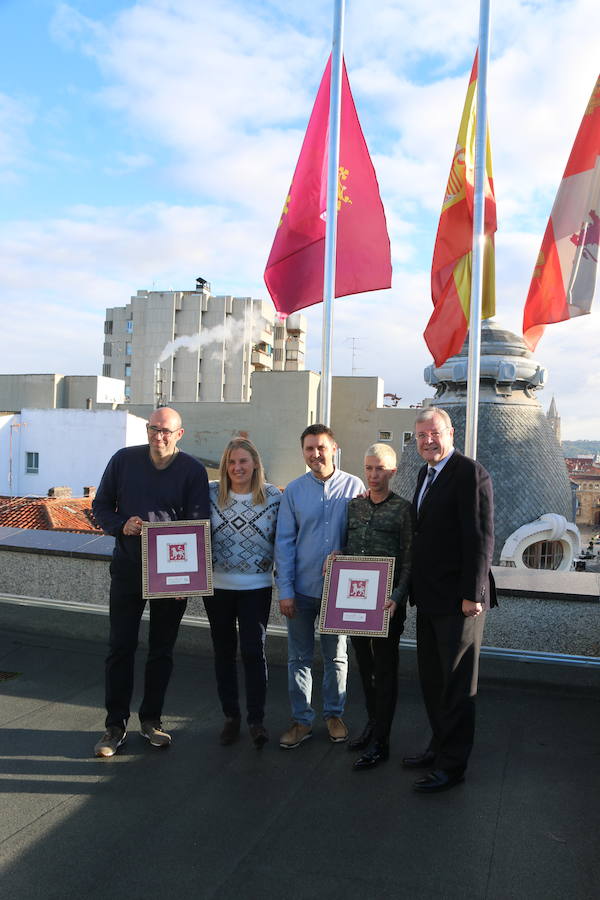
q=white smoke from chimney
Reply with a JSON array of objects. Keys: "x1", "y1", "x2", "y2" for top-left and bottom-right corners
[{"x1": 157, "y1": 316, "x2": 269, "y2": 364}]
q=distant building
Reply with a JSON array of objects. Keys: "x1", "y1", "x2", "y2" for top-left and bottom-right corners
[
  {"x1": 0, "y1": 374, "x2": 124, "y2": 411},
  {"x1": 565, "y1": 457, "x2": 600, "y2": 527},
  {"x1": 0, "y1": 409, "x2": 148, "y2": 498},
  {"x1": 102, "y1": 278, "x2": 307, "y2": 405},
  {"x1": 546, "y1": 395, "x2": 561, "y2": 443}
]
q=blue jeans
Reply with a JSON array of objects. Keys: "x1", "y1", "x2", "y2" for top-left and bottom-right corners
[{"x1": 286, "y1": 593, "x2": 347, "y2": 725}]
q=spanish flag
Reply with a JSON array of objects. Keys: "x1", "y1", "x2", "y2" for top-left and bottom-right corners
[{"x1": 425, "y1": 53, "x2": 497, "y2": 368}]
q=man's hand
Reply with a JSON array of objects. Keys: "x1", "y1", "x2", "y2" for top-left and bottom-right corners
[
  {"x1": 322, "y1": 551, "x2": 339, "y2": 576},
  {"x1": 123, "y1": 516, "x2": 143, "y2": 536},
  {"x1": 384, "y1": 599, "x2": 397, "y2": 618},
  {"x1": 279, "y1": 597, "x2": 296, "y2": 619},
  {"x1": 462, "y1": 599, "x2": 483, "y2": 618}
]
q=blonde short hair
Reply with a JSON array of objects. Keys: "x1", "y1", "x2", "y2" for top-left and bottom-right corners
[{"x1": 365, "y1": 443, "x2": 397, "y2": 468}]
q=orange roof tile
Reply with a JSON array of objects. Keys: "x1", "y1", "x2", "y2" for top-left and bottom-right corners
[{"x1": 0, "y1": 496, "x2": 102, "y2": 534}]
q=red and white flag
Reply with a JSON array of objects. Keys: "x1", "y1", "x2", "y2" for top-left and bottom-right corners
[
  {"x1": 264, "y1": 56, "x2": 391, "y2": 317},
  {"x1": 523, "y1": 75, "x2": 600, "y2": 351}
]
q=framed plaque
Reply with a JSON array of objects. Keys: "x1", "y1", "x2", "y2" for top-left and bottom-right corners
[
  {"x1": 141, "y1": 520, "x2": 213, "y2": 599},
  {"x1": 319, "y1": 555, "x2": 395, "y2": 637}
]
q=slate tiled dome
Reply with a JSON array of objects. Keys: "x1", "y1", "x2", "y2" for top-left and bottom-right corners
[{"x1": 394, "y1": 321, "x2": 573, "y2": 564}]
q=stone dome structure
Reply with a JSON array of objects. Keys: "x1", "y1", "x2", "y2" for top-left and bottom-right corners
[{"x1": 394, "y1": 320, "x2": 575, "y2": 565}]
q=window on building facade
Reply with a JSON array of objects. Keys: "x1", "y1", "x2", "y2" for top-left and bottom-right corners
[
  {"x1": 124, "y1": 364, "x2": 131, "y2": 377},
  {"x1": 102, "y1": 364, "x2": 111, "y2": 377},
  {"x1": 378, "y1": 431, "x2": 392, "y2": 441},
  {"x1": 26, "y1": 451, "x2": 39, "y2": 474},
  {"x1": 403, "y1": 431, "x2": 413, "y2": 446},
  {"x1": 126, "y1": 342, "x2": 132, "y2": 356},
  {"x1": 522, "y1": 540, "x2": 564, "y2": 570},
  {"x1": 126, "y1": 320, "x2": 133, "y2": 333},
  {"x1": 124, "y1": 385, "x2": 131, "y2": 398},
  {"x1": 104, "y1": 320, "x2": 113, "y2": 334},
  {"x1": 103, "y1": 343, "x2": 112, "y2": 357}
]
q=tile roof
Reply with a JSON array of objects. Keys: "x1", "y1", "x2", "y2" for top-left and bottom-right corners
[{"x1": 0, "y1": 496, "x2": 102, "y2": 533}]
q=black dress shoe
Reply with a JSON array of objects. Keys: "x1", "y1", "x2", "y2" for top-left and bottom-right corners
[
  {"x1": 413, "y1": 769, "x2": 465, "y2": 793},
  {"x1": 348, "y1": 720, "x2": 375, "y2": 751},
  {"x1": 219, "y1": 716, "x2": 241, "y2": 746},
  {"x1": 401, "y1": 749, "x2": 436, "y2": 769},
  {"x1": 249, "y1": 723, "x2": 269, "y2": 749},
  {"x1": 353, "y1": 741, "x2": 389, "y2": 771}
]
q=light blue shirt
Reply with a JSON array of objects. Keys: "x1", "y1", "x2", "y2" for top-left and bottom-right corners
[{"x1": 275, "y1": 468, "x2": 365, "y2": 600}]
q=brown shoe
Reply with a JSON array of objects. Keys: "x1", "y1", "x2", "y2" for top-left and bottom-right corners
[
  {"x1": 220, "y1": 717, "x2": 241, "y2": 746},
  {"x1": 94, "y1": 725, "x2": 126, "y2": 758},
  {"x1": 249, "y1": 723, "x2": 269, "y2": 749},
  {"x1": 279, "y1": 721, "x2": 313, "y2": 749},
  {"x1": 326, "y1": 716, "x2": 349, "y2": 743}
]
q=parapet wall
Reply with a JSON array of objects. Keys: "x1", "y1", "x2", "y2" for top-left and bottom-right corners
[{"x1": 0, "y1": 527, "x2": 598, "y2": 660}]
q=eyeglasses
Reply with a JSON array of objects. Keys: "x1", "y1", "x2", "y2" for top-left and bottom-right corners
[
  {"x1": 146, "y1": 424, "x2": 180, "y2": 437},
  {"x1": 416, "y1": 429, "x2": 448, "y2": 441}
]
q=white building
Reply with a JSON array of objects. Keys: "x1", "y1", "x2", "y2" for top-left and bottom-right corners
[
  {"x1": 102, "y1": 278, "x2": 307, "y2": 405},
  {"x1": 0, "y1": 409, "x2": 148, "y2": 498}
]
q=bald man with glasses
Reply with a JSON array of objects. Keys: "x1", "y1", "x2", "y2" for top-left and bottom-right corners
[{"x1": 92, "y1": 406, "x2": 209, "y2": 757}]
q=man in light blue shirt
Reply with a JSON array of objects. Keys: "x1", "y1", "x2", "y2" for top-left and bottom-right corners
[{"x1": 275, "y1": 424, "x2": 365, "y2": 749}]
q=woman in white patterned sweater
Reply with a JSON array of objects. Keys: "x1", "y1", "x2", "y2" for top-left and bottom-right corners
[{"x1": 205, "y1": 437, "x2": 281, "y2": 748}]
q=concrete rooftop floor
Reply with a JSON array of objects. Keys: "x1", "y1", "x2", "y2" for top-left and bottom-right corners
[{"x1": 1, "y1": 623, "x2": 599, "y2": 900}]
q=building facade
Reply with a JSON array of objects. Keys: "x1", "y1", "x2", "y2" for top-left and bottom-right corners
[
  {"x1": 0, "y1": 409, "x2": 148, "y2": 498},
  {"x1": 102, "y1": 278, "x2": 306, "y2": 405},
  {"x1": 565, "y1": 457, "x2": 600, "y2": 527}
]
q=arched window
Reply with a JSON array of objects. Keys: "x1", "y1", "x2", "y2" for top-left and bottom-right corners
[{"x1": 522, "y1": 540, "x2": 564, "y2": 570}]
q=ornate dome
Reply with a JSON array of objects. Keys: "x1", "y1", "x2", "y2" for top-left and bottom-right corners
[{"x1": 394, "y1": 321, "x2": 574, "y2": 564}]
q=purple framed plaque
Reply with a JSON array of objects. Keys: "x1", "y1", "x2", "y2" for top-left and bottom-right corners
[
  {"x1": 141, "y1": 520, "x2": 213, "y2": 599},
  {"x1": 319, "y1": 555, "x2": 395, "y2": 637}
]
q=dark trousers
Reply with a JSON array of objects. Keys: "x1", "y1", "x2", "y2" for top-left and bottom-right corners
[
  {"x1": 105, "y1": 577, "x2": 187, "y2": 728},
  {"x1": 351, "y1": 603, "x2": 406, "y2": 743},
  {"x1": 416, "y1": 608, "x2": 485, "y2": 773},
  {"x1": 203, "y1": 587, "x2": 272, "y2": 724}
]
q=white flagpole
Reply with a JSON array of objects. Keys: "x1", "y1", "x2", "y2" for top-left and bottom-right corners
[
  {"x1": 464, "y1": 0, "x2": 492, "y2": 458},
  {"x1": 319, "y1": 0, "x2": 345, "y2": 426}
]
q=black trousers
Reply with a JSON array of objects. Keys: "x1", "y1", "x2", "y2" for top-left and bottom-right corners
[
  {"x1": 351, "y1": 603, "x2": 406, "y2": 743},
  {"x1": 416, "y1": 608, "x2": 485, "y2": 773},
  {"x1": 104, "y1": 577, "x2": 187, "y2": 728},
  {"x1": 203, "y1": 587, "x2": 272, "y2": 724}
]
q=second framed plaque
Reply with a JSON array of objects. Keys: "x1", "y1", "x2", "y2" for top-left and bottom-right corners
[{"x1": 319, "y1": 555, "x2": 395, "y2": 637}]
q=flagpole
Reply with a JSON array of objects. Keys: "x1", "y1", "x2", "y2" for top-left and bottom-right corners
[
  {"x1": 320, "y1": 0, "x2": 345, "y2": 425},
  {"x1": 464, "y1": 0, "x2": 491, "y2": 459}
]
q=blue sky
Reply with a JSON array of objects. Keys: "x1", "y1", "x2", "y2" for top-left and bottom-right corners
[{"x1": 1, "y1": 0, "x2": 598, "y2": 437}]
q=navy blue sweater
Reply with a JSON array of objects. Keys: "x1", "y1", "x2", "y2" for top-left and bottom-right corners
[{"x1": 93, "y1": 445, "x2": 210, "y2": 580}]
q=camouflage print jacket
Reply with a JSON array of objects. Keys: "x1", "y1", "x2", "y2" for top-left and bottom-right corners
[{"x1": 345, "y1": 492, "x2": 413, "y2": 605}]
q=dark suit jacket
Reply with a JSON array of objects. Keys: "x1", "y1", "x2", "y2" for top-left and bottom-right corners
[{"x1": 410, "y1": 449, "x2": 496, "y2": 615}]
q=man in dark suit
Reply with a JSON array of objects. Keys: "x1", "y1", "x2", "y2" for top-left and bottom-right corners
[{"x1": 403, "y1": 407, "x2": 496, "y2": 793}]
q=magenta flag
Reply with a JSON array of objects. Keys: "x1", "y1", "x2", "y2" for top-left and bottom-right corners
[{"x1": 264, "y1": 56, "x2": 392, "y2": 317}]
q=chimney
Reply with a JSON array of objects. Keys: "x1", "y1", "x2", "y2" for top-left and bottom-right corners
[
  {"x1": 47, "y1": 486, "x2": 72, "y2": 499},
  {"x1": 83, "y1": 486, "x2": 96, "y2": 499}
]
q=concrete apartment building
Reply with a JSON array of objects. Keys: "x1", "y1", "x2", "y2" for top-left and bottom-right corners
[
  {"x1": 102, "y1": 278, "x2": 307, "y2": 405},
  {"x1": 0, "y1": 374, "x2": 124, "y2": 411}
]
